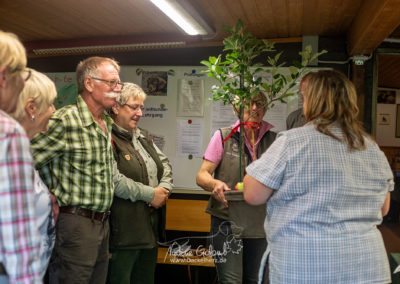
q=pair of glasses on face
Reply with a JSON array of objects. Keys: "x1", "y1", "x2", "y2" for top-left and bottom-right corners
[
  {"x1": 251, "y1": 100, "x2": 264, "y2": 109},
  {"x1": 90, "y1": 76, "x2": 124, "y2": 90},
  {"x1": 124, "y1": 103, "x2": 144, "y2": 113},
  {"x1": 10, "y1": 67, "x2": 31, "y2": 82}
]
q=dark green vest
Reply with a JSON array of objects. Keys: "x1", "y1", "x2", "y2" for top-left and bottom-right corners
[
  {"x1": 206, "y1": 127, "x2": 276, "y2": 220},
  {"x1": 110, "y1": 125, "x2": 164, "y2": 249}
]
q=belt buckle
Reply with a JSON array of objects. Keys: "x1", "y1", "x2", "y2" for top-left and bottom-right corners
[{"x1": 101, "y1": 211, "x2": 110, "y2": 222}]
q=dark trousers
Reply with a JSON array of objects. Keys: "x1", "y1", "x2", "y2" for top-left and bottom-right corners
[
  {"x1": 211, "y1": 216, "x2": 267, "y2": 284},
  {"x1": 106, "y1": 207, "x2": 159, "y2": 284},
  {"x1": 48, "y1": 212, "x2": 109, "y2": 284},
  {"x1": 106, "y1": 247, "x2": 158, "y2": 284}
]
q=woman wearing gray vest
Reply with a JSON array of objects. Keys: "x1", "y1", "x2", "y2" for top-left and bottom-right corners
[
  {"x1": 196, "y1": 92, "x2": 276, "y2": 284},
  {"x1": 107, "y1": 83, "x2": 173, "y2": 284}
]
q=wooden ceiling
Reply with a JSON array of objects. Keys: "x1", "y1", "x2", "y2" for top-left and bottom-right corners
[
  {"x1": 378, "y1": 54, "x2": 400, "y2": 89},
  {"x1": 1, "y1": 0, "x2": 400, "y2": 88},
  {"x1": 1, "y1": 0, "x2": 399, "y2": 55}
]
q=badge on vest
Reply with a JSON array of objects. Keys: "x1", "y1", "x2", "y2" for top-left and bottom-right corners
[{"x1": 124, "y1": 154, "x2": 131, "y2": 160}]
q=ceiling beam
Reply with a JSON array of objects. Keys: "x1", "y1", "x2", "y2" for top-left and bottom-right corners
[
  {"x1": 24, "y1": 34, "x2": 206, "y2": 57},
  {"x1": 347, "y1": 0, "x2": 400, "y2": 56},
  {"x1": 24, "y1": 33, "x2": 302, "y2": 58}
]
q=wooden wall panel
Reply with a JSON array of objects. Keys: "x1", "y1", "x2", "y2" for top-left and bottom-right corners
[
  {"x1": 381, "y1": 146, "x2": 400, "y2": 168},
  {"x1": 378, "y1": 55, "x2": 400, "y2": 89}
]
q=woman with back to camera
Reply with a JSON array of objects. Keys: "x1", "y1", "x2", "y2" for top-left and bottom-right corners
[
  {"x1": 10, "y1": 68, "x2": 58, "y2": 280},
  {"x1": 244, "y1": 70, "x2": 393, "y2": 284}
]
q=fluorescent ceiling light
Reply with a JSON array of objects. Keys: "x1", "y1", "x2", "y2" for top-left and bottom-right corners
[{"x1": 149, "y1": 0, "x2": 213, "y2": 36}]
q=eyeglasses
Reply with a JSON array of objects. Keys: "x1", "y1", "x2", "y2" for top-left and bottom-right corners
[
  {"x1": 22, "y1": 69, "x2": 31, "y2": 81},
  {"x1": 251, "y1": 100, "x2": 264, "y2": 109},
  {"x1": 10, "y1": 67, "x2": 31, "y2": 82},
  {"x1": 124, "y1": 103, "x2": 144, "y2": 113},
  {"x1": 90, "y1": 76, "x2": 124, "y2": 90}
]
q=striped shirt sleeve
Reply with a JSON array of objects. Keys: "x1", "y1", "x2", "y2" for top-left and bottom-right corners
[
  {"x1": 0, "y1": 127, "x2": 41, "y2": 283},
  {"x1": 31, "y1": 117, "x2": 66, "y2": 169},
  {"x1": 31, "y1": 117, "x2": 65, "y2": 190}
]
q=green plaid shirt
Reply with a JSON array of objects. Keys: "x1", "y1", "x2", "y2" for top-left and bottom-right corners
[{"x1": 31, "y1": 96, "x2": 114, "y2": 212}]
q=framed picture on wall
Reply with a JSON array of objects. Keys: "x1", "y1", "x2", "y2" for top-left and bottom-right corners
[
  {"x1": 377, "y1": 89, "x2": 396, "y2": 104},
  {"x1": 396, "y1": 104, "x2": 400, "y2": 138}
]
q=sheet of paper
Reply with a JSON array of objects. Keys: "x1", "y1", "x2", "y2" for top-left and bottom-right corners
[
  {"x1": 142, "y1": 103, "x2": 168, "y2": 119},
  {"x1": 176, "y1": 120, "x2": 204, "y2": 157},
  {"x1": 148, "y1": 133, "x2": 166, "y2": 152},
  {"x1": 177, "y1": 79, "x2": 204, "y2": 116},
  {"x1": 210, "y1": 100, "x2": 237, "y2": 135}
]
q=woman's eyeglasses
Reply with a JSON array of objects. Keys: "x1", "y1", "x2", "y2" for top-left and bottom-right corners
[
  {"x1": 251, "y1": 100, "x2": 265, "y2": 109},
  {"x1": 22, "y1": 69, "x2": 31, "y2": 81},
  {"x1": 123, "y1": 103, "x2": 144, "y2": 113},
  {"x1": 10, "y1": 67, "x2": 31, "y2": 81}
]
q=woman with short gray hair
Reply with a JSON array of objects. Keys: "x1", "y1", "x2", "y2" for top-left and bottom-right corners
[{"x1": 107, "y1": 82, "x2": 173, "y2": 284}]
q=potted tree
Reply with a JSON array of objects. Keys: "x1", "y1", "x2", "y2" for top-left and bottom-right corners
[
  {"x1": 201, "y1": 19, "x2": 326, "y2": 185},
  {"x1": 201, "y1": 20, "x2": 326, "y2": 237}
]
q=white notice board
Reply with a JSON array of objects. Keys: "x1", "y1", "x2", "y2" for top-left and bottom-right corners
[{"x1": 46, "y1": 66, "x2": 302, "y2": 190}]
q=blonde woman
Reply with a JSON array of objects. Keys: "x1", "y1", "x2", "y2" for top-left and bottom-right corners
[
  {"x1": 11, "y1": 68, "x2": 57, "y2": 279},
  {"x1": 0, "y1": 30, "x2": 42, "y2": 284},
  {"x1": 244, "y1": 70, "x2": 393, "y2": 283}
]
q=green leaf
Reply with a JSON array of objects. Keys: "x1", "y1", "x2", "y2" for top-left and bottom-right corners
[
  {"x1": 274, "y1": 51, "x2": 283, "y2": 63},
  {"x1": 267, "y1": 57, "x2": 275, "y2": 66},
  {"x1": 289, "y1": 66, "x2": 298, "y2": 75},
  {"x1": 200, "y1": 60, "x2": 211, "y2": 68},
  {"x1": 235, "y1": 19, "x2": 244, "y2": 31},
  {"x1": 310, "y1": 49, "x2": 328, "y2": 62},
  {"x1": 279, "y1": 92, "x2": 294, "y2": 99},
  {"x1": 292, "y1": 60, "x2": 302, "y2": 69}
]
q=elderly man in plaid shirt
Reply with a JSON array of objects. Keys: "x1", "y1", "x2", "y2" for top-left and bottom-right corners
[
  {"x1": 31, "y1": 57, "x2": 168, "y2": 284},
  {"x1": 0, "y1": 30, "x2": 41, "y2": 284}
]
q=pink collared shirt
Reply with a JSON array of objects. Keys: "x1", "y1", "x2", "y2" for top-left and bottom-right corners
[{"x1": 204, "y1": 120, "x2": 274, "y2": 165}]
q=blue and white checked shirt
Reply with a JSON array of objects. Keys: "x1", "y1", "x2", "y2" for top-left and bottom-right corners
[{"x1": 247, "y1": 123, "x2": 394, "y2": 284}]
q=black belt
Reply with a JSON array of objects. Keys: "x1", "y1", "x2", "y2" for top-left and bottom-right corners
[
  {"x1": 60, "y1": 206, "x2": 110, "y2": 222},
  {"x1": 0, "y1": 263, "x2": 6, "y2": 275}
]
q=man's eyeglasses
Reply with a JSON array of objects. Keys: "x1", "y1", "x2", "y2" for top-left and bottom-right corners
[
  {"x1": 90, "y1": 76, "x2": 124, "y2": 90},
  {"x1": 124, "y1": 103, "x2": 144, "y2": 113}
]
